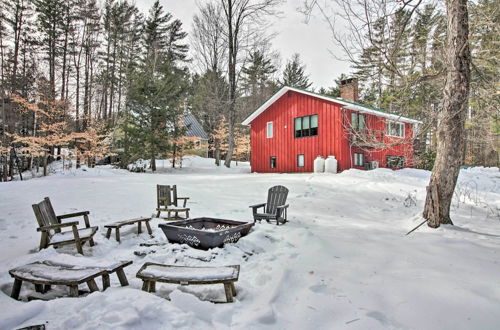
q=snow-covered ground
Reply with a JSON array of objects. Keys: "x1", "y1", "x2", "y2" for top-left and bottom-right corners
[{"x1": 0, "y1": 156, "x2": 499, "y2": 330}]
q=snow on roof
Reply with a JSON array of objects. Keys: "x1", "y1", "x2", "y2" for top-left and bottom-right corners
[
  {"x1": 184, "y1": 113, "x2": 209, "y2": 140},
  {"x1": 241, "y1": 86, "x2": 423, "y2": 126}
]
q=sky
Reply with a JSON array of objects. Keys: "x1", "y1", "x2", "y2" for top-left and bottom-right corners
[{"x1": 136, "y1": 0, "x2": 351, "y2": 89}]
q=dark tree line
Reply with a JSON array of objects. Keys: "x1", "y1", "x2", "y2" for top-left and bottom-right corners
[{"x1": 1, "y1": 0, "x2": 320, "y2": 178}]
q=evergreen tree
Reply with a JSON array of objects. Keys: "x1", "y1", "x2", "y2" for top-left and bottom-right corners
[
  {"x1": 279, "y1": 53, "x2": 312, "y2": 90},
  {"x1": 241, "y1": 50, "x2": 276, "y2": 96},
  {"x1": 122, "y1": 1, "x2": 188, "y2": 171},
  {"x1": 241, "y1": 50, "x2": 277, "y2": 113},
  {"x1": 34, "y1": 0, "x2": 66, "y2": 100},
  {"x1": 124, "y1": 64, "x2": 187, "y2": 171}
]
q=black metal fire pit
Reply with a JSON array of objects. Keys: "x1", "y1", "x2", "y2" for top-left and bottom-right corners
[{"x1": 159, "y1": 217, "x2": 254, "y2": 249}]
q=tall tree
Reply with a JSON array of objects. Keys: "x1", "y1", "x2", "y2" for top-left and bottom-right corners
[
  {"x1": 423, "y1": 0, "x2": 471, "y2": 227},
  {"x1": 219, "y1": 0, "x2": 283, "y2": 168},
  {"x1": 34, "y1": 0, "x2": 66, "y2": 100},
  {"x1": 192, "y1": 2, "x2": 227, "y2": 73},
  {"x1": 123, "y1": 0, "x2": 188, "y2": 172},
  {"x1": 0, "y1": 0, "x2": 8, "y2": 181},
  {"x1": 279, "y1": 53, "x2": 312, "y2": 89}
]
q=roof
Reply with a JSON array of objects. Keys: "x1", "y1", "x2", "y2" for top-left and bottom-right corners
[
  {"x1": 184, "y1": 113, "x2": 208, "y2": 139},
  {"x1": 241, "y1": 86, "x2": 422, "y2": 125}
]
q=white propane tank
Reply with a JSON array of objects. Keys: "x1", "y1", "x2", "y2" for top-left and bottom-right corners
[
  {"x1": 325, "y1": 155, "x2": 338, "y2": 173},
  {"x1": 314, "y1": 156, "x2": 325, "y2": 173}
]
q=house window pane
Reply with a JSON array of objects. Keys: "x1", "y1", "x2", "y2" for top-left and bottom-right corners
[
  {"x1": 295, "y1": 117, "x2": 302, "y2": 138},
  {"x1": 359, "y1": 114, "x2": 365, "y2": 129},
  {"x1": 270, "y1": 156, "x2": 277, "y2": 169},
  {"x1": 297, "y1": 154, "x2": 304, "y2": 167},
  {"x1": 351, "y1": 113, "x2": 358, "y2": 129},
  {"x1": 387, "y1": 120, "x2": 404, "y2": 138},
  {"x1": 295, "y1": 115, "x2": 318, "y2": 138},
  {"x1": 310, "y1": 115, "x2": 318, "y2": 136},
  {"x1": 354, "y1": 153, "x2": 364, "y2": 166},
  {"x1": 311, "y1": 115, "x2": 318, "y2": 128},
  {"x1": 266, "y1": 121, "x2": 273, "y2": 138},
  {"x1": 303, "y1": 116, "x2": 310, "y2": 129},
  {"x1": 302, "y1": 117, "x2": 310, "y2": 136}
]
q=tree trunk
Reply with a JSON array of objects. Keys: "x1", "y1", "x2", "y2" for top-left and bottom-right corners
[
  {"x1": 223, "y1": 0, "x2": 235, "y2": 168},
  {"x1": 43, "y1": 152, "x2": 48, "y2": 176},
  {"x1": 151, "y1": 154, "x2": 156, "y2": 172},
  {"x1": 423, "y1": 0, "x2": 471, "y2": 228},
  {"x1": 215, "y1": 144, "x2": 221, "y2": 166}
]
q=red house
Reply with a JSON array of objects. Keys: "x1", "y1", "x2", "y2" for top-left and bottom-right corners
[{"x1": 242, "y1": 79, "x2": 422, "y2": 173}]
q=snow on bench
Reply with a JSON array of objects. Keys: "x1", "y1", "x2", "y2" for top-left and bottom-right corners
[
  {"x1": 9, "y1": 260, "x2": 132, "y2": 300},
  {"x1": 136, "y1": 263, "x2": 240, "y2": 303}
]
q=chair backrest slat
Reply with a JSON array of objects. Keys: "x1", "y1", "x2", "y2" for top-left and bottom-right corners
[
  {"x1": 157, "y1": 185, "x2": 177, "y2": 207},
  {"x1": 266, "y1": 185, "x2": 289, "y2": 214},
  {"x1": 32, "y1": 197, "x2": 60, "y2": 229}
]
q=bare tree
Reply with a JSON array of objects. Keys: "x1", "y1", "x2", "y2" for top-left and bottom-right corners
[
  {"x1": 192, "y1": 2, "x2": 227, "y2": 73},
  {"x1": 219, "y1": 0, "x2": 283, "y2": 168}
]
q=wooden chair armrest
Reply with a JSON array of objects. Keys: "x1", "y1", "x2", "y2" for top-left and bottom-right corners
[
  {"x1": 276, "y1": 204, "x2": 289, "y2": 209},
  {"x1": 37, "y1": 221, "x2": 79, "y2": 232},
  {"x1": 249, "y1": 203, "x2": 266, "y2": 209},
  {"x1": 177, "y1": 197, "x2": 189, "y2": 207},
  {"x1": 56, "y1": 211, "x2": 90, "y2": 220}
]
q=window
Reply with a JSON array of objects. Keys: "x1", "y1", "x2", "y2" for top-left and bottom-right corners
[
  {"x1": 386, "y1": 156, "x2": 405, "y2": 168},
  {"x1": 266, "y1": 121, "x2": 273, "y2": 138},
  {"x1": 270, "y1": 156, "x2": 277, "y2": 169},
  {"x1": 295, "y1": 115, "x2": 318, "y2": 138},
  {"x1": 354, "y1": 153, "x2": 364, "y2": 166},
  {"x1": 386, "y1": 120, "x2": 405, "y2": 138},
  {"x1": 351, "y1": 112, "x2": 365, "y2": 130},
  {"x1": 297, "y1": 154, "x2": 305, "y2": 167}
]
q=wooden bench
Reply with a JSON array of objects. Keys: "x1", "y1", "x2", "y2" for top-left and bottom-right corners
[
  {"x1": 104, "y1": 217, "x2": 153, "y2": 243},
  {"x1": 136, "y1": 262, "x2": 240, "y2": 303},
  {"x1": 9, "y1": 260, "x2": 133, "y2": 300}
]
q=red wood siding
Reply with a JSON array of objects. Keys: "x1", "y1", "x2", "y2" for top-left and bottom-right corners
[{"x1": 249, "y1": 91, "x2": 414, "y2": 173}]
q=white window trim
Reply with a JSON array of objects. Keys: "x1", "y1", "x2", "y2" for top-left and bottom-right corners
[
  {"x1": 266, "y1": 121, "x2": 273, "y2": 138},
  {"x1": 386, "y1": 120, "x2": 405, "y2": 138}
]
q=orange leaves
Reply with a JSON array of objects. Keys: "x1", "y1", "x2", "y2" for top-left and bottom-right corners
[{"x1": 72, "y1": 123, "x2": 114, "y2": 162}]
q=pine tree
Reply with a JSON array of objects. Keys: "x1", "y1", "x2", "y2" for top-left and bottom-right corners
[
  {"x1": 122, "y1": 1, "x2": 188, "y2": 172},
  {"x1": 241, "y1": 50, "x2": 277, "y2": 96},
  {"x1": 279, "y1": 53, "x2": 312, "y2": 90},
  {"x1": 241, "y1": 50, "x2": 277, "y2": 113},
  {"x1": 34, "y1": 0, "x2": 66, "y2": 100}
]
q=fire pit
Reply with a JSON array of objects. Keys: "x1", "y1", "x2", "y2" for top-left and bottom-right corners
[{"x1": 158, "y1": 217, "x2": 254, "y2": 249}]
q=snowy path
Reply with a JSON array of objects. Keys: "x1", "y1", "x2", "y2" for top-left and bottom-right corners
[{"x1": 0, "y1": 158, "x2": 499, "y2": 329}]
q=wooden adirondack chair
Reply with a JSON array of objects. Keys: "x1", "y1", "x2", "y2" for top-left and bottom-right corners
[
  {"x1": 156, "y1": 185, "x2": 190, "y2": 220},
  {"x1": 33, "y1": 197, "x2": 98, "y2": 255},
  {"x1": 249, "y1": 185, "x2": 289, "y2": 225}
]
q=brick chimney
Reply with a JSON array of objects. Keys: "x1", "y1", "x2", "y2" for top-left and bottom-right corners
[{"x1": 340, "y1": 78, "x2": 359, "y2": 102}]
